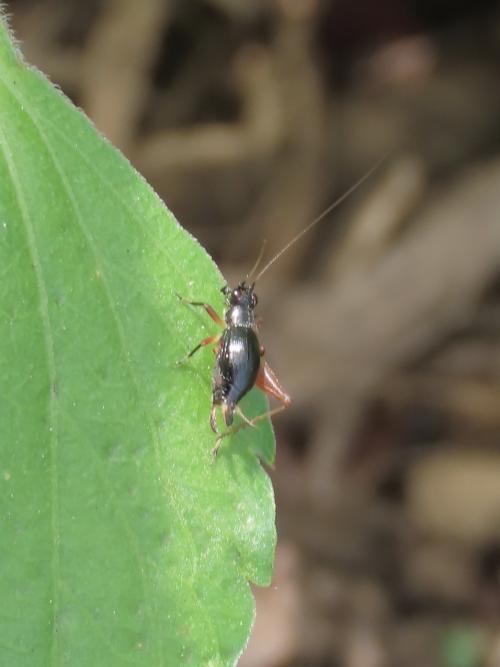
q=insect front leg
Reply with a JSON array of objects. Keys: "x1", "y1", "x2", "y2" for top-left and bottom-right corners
[
  {"x1": 175, "y1": 293, "x2": 225, "y2": 327},
  {"x1": 176, "y1": 292, "x2": 224, "y2": 364}
]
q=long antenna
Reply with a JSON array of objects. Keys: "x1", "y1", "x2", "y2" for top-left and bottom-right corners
[
  {"x1": 254, "y1": 152, "x2": 390, "y2": 283},
  {"x1": 246, "y1": 239, "x2": 267, "y2": 282}
]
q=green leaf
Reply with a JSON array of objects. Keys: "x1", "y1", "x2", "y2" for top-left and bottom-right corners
[{"x1": 0, "y1": 17, "x2": 275, "y2": 667}]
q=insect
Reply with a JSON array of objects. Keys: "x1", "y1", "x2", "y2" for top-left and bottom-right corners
[{"x1": 178, "y1": 157, "x2": 387, "y2": 457}]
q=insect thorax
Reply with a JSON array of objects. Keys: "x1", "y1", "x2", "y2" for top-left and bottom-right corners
[{"x1": 225, "y1": 304, "x2": 255, "y2": 327}]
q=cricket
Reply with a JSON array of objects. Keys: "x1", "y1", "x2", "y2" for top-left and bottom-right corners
[{"x1": 178, "y1": 157, "x2": 387, "y2": 457}]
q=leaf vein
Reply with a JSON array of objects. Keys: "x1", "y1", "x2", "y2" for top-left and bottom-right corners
[
  {"x1": 0, "y1": 115, "x2": 61, "y2": 665},
  {"x1": 0, "y1": 71, "x2": 223, "y2": 661}
]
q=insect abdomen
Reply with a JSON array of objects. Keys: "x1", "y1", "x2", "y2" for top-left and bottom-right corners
[{"x1": 213, "y1": 327, "x2": 261, "y2": 422}]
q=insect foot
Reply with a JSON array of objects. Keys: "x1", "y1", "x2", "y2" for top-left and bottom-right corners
[
  {"x1": 211, "y1": 439, "x2": 223, "y2": 461},
  {"x1": 210, "y1": 428, "x2": 235, "y2": 461}
]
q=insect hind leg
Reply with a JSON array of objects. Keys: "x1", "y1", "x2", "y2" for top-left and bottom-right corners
[
  {"x1": 211, "y1": 362, "x2": 292, "y2": 459},
  {"x1": 235, "y1": 405, "x2": 257, "y2": 429},
  {"x1": 211, "y1": 404, "x2": 289, "y2": 459}
]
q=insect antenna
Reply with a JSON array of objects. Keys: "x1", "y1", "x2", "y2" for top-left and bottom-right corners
[
  {"x1": 246, "y1": 238, "x2": 268, "y2": 282},
  {"x1": 254, "y1": 152, "x2": 390, "y2": 283}
]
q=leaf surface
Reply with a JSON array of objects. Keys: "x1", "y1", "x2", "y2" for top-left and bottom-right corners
[{"x1": 0, "y1": 19, "x2": 275, "y2": 667}]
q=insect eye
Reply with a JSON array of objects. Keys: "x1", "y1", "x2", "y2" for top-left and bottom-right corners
[
  {"x1": 221, "y1": 285, "x2": 230, "y2": 295},
  {"x1": 252, "y1": 294, "x2": 258, "y2": 307}
]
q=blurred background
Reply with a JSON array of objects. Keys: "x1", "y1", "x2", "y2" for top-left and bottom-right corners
[{"x1": 7, "y1": 0, "x2": 500, "y2": 664}]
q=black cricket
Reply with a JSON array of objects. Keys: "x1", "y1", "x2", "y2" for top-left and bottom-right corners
[
  {"x1": 177, "y1": 157, "x2": 386, "y2": 457},
  {"x1": 177, "y1": 278, "x2": 291, "y2": 458}
]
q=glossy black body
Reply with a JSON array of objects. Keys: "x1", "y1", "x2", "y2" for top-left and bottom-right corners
[
  {"x1": 212, "y1": 327, "x2": 260, "y2": 424},
  {"x1": 212, "y1": 282, "x2": 261, "y2": 426}
]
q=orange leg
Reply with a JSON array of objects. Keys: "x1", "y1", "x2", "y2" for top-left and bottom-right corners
[
  {"x1": 176, "y1": 293, "x2": 224, "y2": 327},
  {"x1": 255, "y1": 361, "x2": 292, "y2": 406},
  {"x1": 177, "y1": 334, "x2": 221, "y2": 365}
]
